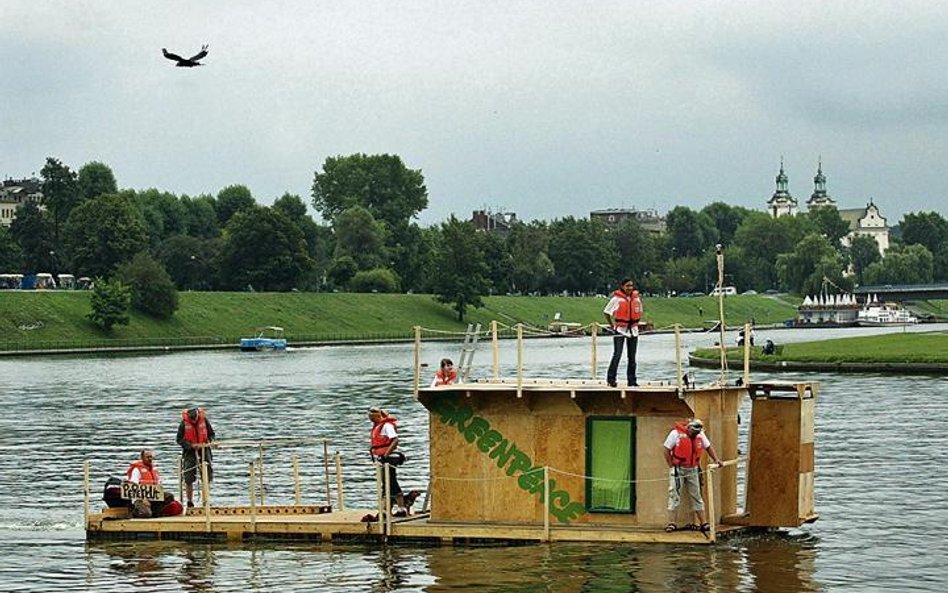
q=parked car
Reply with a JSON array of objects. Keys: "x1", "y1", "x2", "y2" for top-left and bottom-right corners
[
  {"x1": 742, "y1": 290, "x2": 758, "y2": 295},
  {"x1": 709, "y1": 286, "x2": 737, "y2": 296}
]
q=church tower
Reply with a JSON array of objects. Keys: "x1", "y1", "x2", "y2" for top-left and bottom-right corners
[
  {"x1": 806, "y1": 157, "x2": 836, "y2": 210},
  {"x1": 767, "y1": 158, "x2": 798, "y2": 218}
]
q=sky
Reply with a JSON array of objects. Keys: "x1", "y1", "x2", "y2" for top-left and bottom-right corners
[{"x1": 2, "y1": 1, "x2": 947, "y2": 227}]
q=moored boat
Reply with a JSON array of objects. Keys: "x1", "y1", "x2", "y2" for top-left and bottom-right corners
[{"x1": 856, "y1": 303, "x2": 918, "y2": 326}]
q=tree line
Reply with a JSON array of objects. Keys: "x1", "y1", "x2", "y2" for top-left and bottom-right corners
[{"x1": 1, "y1": 155, "x2": 947, "y2": 325}]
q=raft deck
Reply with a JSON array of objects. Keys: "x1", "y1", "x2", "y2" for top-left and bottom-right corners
[{"x1": 85, "y1": 505, "x2": 747, "y2": 545}]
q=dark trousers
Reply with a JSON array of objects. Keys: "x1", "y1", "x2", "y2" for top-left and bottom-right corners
[{"x1": 607, "y1": 334, "x2": 638, "y2": 385}]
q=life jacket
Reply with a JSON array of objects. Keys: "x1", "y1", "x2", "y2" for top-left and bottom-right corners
[
  {"x1": 612, "y1": 290, "x2": 643, "y2": 328},
  {"x1": 370, "y1": 416, "x2": 398, "y2": 456},
  {"x1": 126, "y1": 460, "x2": 161, "y2": 485},
  {"x1": 670, "y1": 422, "x2": 705, "y2": 468},
  {"x1": 181, "y1": 408, "x2": 209, "y2": 445},
  {"x1": 434, "y1": 368, "x2": 458, "y2": 386}
]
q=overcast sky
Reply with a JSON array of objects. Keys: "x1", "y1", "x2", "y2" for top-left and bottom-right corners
[{"x1": 2, "y1": 1, "x2": 946, "y2": 226}]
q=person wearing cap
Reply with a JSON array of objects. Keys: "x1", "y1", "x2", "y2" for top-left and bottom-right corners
[
  {"x1": 368, "y1": 407, "x2": 408, "y2": 516},
  {"x1": 662, "y1": 418, "x2": 722, "y2": 533},
  {"x1": 603, "y1": 278, "x2": 643, "y2": 388},
  {"x1": 176, "y1": 407, "x2": 216, "y2": 508}
]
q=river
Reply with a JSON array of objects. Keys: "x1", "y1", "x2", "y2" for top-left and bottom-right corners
[{"x1": 1, "y1": 324, "x2": 946, "y2": 592}]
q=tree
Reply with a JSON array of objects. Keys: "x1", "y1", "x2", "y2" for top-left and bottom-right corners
[
  {"x1": 333, "y1": 206, "x2": 387, "y2": 270},
  {"x1": 77, "y1": 161, "x2": 118, "y2": 202},
  {"x1": 8, "y1": 202, "x2": 55, "y2": 271},
  {"x1": 327, "y1": 255, "x2": 358, "y2": 288},
  {"x1": 0, "y1": 226, "x2": 23, "y2": 271},
  {"x1": 312, "y1": 153, "x2": 428, "y2": 228},
  {"x1": 547, "y1": 217, "x2": 614, "y2": 294},
  {"x1": 733, "y1": 212, "x2": 809, "y2": 289},
  {"x1": 666, "y1": 207, "x2": 719, "y2": 258},
  {"x1": 63, "y1": 193, "x2": 147, "y2": 278},
  {"x1": 217, "y1": 206, "x2": 313, "y2": 291},
  {"x1": 131, "y1": 189, "x2": 188, "y2": 248},
  {"x1": 863, "y1": 244, "x2": 934, "y2": 285},
  {"x1": 775, "y1": 233, "x2": 842, "y2": 294},
  {"x1": 475, "y1": 230, "x2": 512, "y2": 294},
  {"x1": 157, "y1": 234, "x2": 212, "y2": 290},
  {"x1": 430, "y1": 217, "x2": 489, "y2": 321},
  {"x1": 40, "y1": 157, "x2": 80, "y2": 246},
  {"x1": 88, "y1": 277, "x2": 131, "y2": 333},
  {"x1": 216, "y1": 185, "x2": 256, "y2": 226},
  {"x1": 115, "y1": 252, "x2": 179, "y2": 319},
  {"x1": 608, "y1": 218, "x2": 659, "y2": 288},
  {"x1": 899, "y1": 211, "x2": 948, "y2": 254},
  {"x1": 506, "y1": 221, "x2": 552, "y2": 294},
  {"x1": 181, "y1": 194, "x2": 220, "y2": 238},
  {"x1": 349, "y1": 268, "x2": 400, "y2": 293},
  {"x1": 848, "y1": 235, "x2": 882, "y2": 285},
  {"x1": 807, "y1": 206, "x2": 850, "y2": 245},
  {"x1": 701, "y1": 202, "x2": 751, "y2": 246}
]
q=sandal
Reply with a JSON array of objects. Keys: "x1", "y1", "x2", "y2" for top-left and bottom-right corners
[
  {"x1": 684, "y1": 523, "x2": 700, "y2": 531},
  {"x1": 664, "y1": 523, "x2": 677, "y2": 532},
  {"x1": 699, "y1": 523, "x2": 711, "y2": 533}
]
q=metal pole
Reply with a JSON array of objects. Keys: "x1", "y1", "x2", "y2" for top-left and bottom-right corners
[
  {"x1": 675, "y1": 324, "x2": 683, "y2": 394},
  {"x1": 491, "y1": 320, "x2": 500, "y2": 380},
  {"x1": 334, "y1": 452, "x2": 345, "y2": 510},
  {"x1": 83, "y1": 461, "x2": 90, "y2": 525},
  {"x1": 413, "y1": 325, "x2": 422, "y2": 399},
  {"x1": 292, "y1": 453, "x2": 301, "y2": 506},
  {"x1": 591, "y1": 323, "x2": 598, "y2": 380},
  {"x1": 516, "y1": 323, "x2": 524, "y2": 398},
  {"x1": 543, "y1": 466, "x2": 551, "y2": 542},
  {"x1": 323, "y1": 441, "x2": 332, "y2": 507}
]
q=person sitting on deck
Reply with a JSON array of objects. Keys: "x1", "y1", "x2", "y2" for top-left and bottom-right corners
[
  {"x1": 431, "y1": 358, "x2": 458, "y2": 387},
  {"x1": 126, "y1": 449, "x2": 181, "y2": 517},
  {"x1": 663, "y1": 418, "x2": 722, "y2": 533},
  {"x1": 368, "y1": 407, "x2": 409, "y2": 516}
]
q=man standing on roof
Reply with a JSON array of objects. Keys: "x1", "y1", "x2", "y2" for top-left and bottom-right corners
[
  {"x1": 369, "y1": 407, "x2": 408, "y2": 516},
  {"x1": 603, "y1": 278, "x2": 643, "y2": 387},
  {"x1": 177, "y1": 407, "x2": 216, "y2": 508},
  {"x1": 663, "y1": 418, "x2": 722, "y2": 533}
]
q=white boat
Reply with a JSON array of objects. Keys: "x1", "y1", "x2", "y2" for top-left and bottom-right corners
[{"x1": 856, "y1": 303, "x2": 918, "y2": 327}]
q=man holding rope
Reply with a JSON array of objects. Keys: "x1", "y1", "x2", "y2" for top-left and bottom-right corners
[{"x1": 177, "y1": 406, "x2": 216, "y2": 508}]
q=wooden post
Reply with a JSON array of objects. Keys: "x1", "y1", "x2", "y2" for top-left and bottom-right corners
[
  {"x1": 292, "y1": 453, "x2": 301, "y2": 506},
  {"x1": 201, "y1": 459, "x2": 211, "y2": 533},
  {"x1": 675, "y1": 324, "x2": 683, "y2": 394},
  {"x1": 334, "y1": 452, "x2": 345, "y2": 511},
  {"x1": 590, "y1": 323, "x2": 598, "y2": 380},
  {"x1": 706, "y1": 464, "x2": 717, "y2": 543},
  {"x1": 178, "y1": 456, "x2": 183, "y2": 506},
  {"x1": 323, "y1": 441, "x2": 332, "y2": 507},
  {"x1": 516, "y1": 323, "x2": 524, "y2": 398},
  {"x1": 491, "y1": 320, "x2": 500, "y2": 380},
  {"x1": 83, "y1": 461, "x2": 90, "y2": 525},
  {"x1": 716, "y1": 244, "x2": 728, "y2": 383},
  {"x1": 743, "y1": 322, "x2": 751, "y2": 387},
  {"x1": 257, "y1": 445, "x2": 265, "y2": 505},
  {"x1": 383, "y1": 462, "x2": 392, "y2": 537},
  {"x1": 249, "y1": 462, "x2": 257, "y2": 533},
  {"x1": 375, "y1": 462, "x2": 385, "y2": 537},
  {"x1": 543, "y1": 466, "x2": 551, "y2": 542},
  {"x1": 413, "y1": 325, "x2": 422, "y2": 399}
]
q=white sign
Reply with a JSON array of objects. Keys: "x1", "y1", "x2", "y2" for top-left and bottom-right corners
[{"x1": 121, "y1": 480, "x2": 164, "y2": 502}]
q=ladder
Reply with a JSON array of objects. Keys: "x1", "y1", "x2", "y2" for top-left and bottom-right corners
[{"x1": 457, "y1": 323, "x2": 482, "y2": 382}]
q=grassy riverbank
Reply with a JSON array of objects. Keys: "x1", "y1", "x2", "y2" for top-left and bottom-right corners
[
  {"x1": 0, "y1": 291, "x2": 799, "y2": 351},
  {"x1": 694, "y1": 330, "x2": 948, "y2": 364}
]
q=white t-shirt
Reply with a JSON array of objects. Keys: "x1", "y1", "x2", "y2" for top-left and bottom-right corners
[
  {"x1": 603, "y1": 295, "x2": 623, "y2": 317},
  {"x1": 663, "y1": 429, "x2": 711, "y2": 451},
  {"x1": 378, "y1": 422, "x2": 398, "y2": 440},
  {"x1": 128, "y1": 467, "x2": 160, "y2": 485}
]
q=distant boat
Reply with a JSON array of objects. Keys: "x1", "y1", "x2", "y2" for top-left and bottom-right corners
[
  {"x1": 856, "y1": 303, "x2": 918, "y2": 327},
  {"x1": 239, "y1": 326, "x2": 287, "y2": 351}
]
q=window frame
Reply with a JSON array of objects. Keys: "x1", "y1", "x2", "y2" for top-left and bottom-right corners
[{"x1": 584, "y1": 415, "x2": 637, "y2": 514}]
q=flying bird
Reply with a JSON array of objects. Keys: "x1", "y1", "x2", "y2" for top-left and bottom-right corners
[{"x1": 162, "y1": 44, "x2": 209, "y2": 67}]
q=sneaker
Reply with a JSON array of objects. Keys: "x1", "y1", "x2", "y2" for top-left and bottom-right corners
[
  {"x1": 607, "y1": 381, "x2": 617, "y2": 388},
  {"x1": 187, "y1": 500, "x2": 194, "y2": 508}
]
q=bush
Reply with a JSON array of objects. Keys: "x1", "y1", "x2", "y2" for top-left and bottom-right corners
[
  {"x1": 88, "y1": 277, "x2": 131, "y2": 332},
  {"x1": 348, "y1": 268, "x2": 399, "y2": 293},
  {"x1": 116, "y1": 252, "x2": 179, "y2": 319}
]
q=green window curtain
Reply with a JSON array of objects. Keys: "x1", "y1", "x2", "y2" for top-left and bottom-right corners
[{"x1": 587, "y1": 418, "x2": 634, "y2": 512}]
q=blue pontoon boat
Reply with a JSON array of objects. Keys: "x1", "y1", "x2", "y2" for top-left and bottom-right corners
[{"x1": 239, "y1": 326, "x2": 288, "y2": 352}]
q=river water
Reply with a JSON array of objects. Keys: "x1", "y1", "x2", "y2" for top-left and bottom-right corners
[{"x1": 1, "y1": 324, "x2": 946, "y2": 592}]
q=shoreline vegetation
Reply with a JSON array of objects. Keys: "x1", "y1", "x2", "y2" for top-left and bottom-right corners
[
  {"x1": 3, "y1": 292, "x2": 946, "y2": 369},
  {"x1": 2, "y1": 291, "x2": 798, "y2": 354},
  {"x1": 691, "y1": 331, "x2": 948, "y2": 373}
]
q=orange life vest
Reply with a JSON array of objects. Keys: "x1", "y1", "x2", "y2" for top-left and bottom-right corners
[
  {"x1": 181, "y1": 408, "x2": 209, "y2": 444},
  {"x1": 670, "y1": 422, "x2": 706, "y2": 468},
  {"x1": 434, "y1": 368, "x2": 458, "y2": 386},
  {"x1": 126, "y1": 460, "x2": 161, "y2": 484},
  {"x1": 612, "y1": 290, "x2": 643, "y2": 328},
  {"x1": 370, "y1": 416, "x2": 398, "y2": 456}
]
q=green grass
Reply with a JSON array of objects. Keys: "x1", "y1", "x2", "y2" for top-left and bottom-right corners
[
  {"x1": 695, "y1": 331, "x2": 948, "y2": 364},
  {"x1": 0, "y1": 291, "x2": 799, "y2": 351}
]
